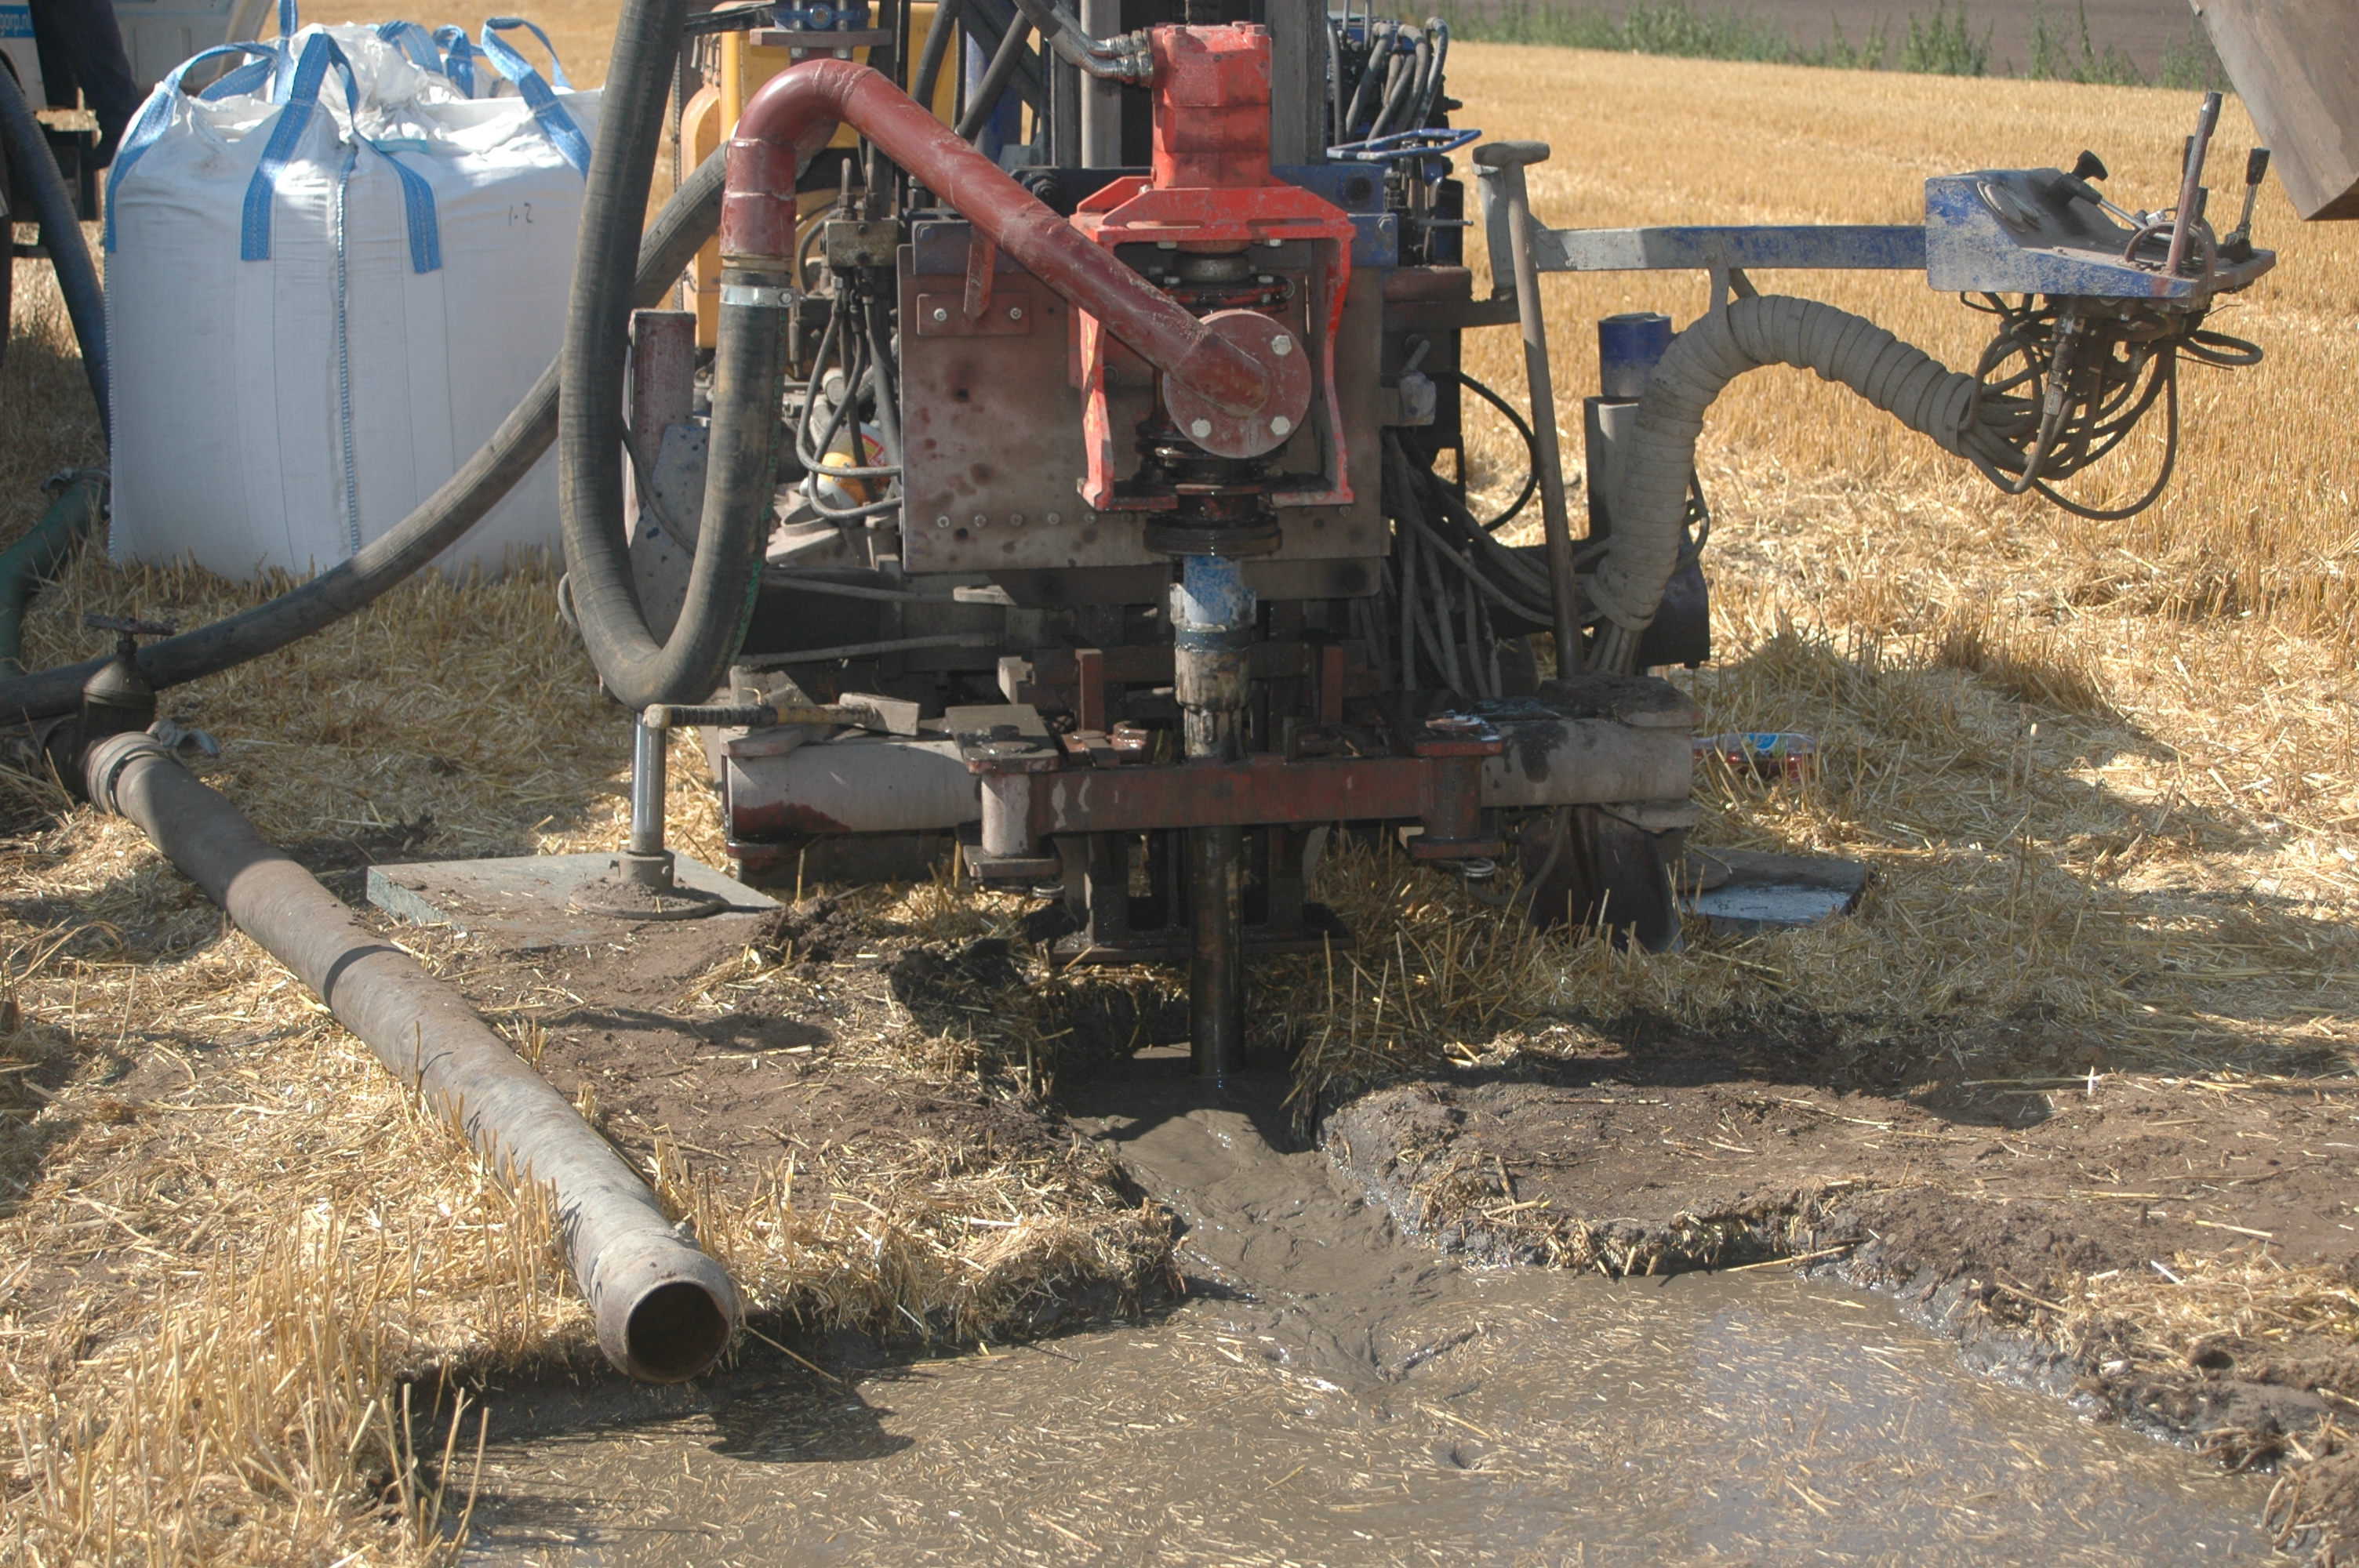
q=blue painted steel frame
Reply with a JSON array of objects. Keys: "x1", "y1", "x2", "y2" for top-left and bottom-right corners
[
  {"x1": 1476, "y1": 163, "x2": 2273, "y2": 301},
  {"x1": 1530, "y1": 223, "x2": 1926, "y2": 274}
]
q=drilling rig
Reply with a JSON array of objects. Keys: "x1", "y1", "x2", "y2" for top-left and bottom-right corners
[
  {"x1": 0, "y1": 0, "x2": 2299, "y2": 1386},
  {"x1": 541, "y1": 0, "x2": 2278, "y2": 1082}
]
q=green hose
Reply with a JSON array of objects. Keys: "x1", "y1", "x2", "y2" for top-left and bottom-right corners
[{"x1": 0, "y1": 471, "x2": 107, "y2": 677}]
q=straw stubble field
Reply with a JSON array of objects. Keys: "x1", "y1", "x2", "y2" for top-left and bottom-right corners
[{"x1": 0, "y1": 25, "x2": 2353, "y2": 1565}]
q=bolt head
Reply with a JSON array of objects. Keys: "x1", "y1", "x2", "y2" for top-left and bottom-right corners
[
  {"x1": 935, "y1": 514, "x2": 951, "y2": 528},
  {"x1": 1010, "y1": 513, "x2": 1025, "y2": 526},
  {"x1": 931, "y1": 307, "x2": 947, "y2": 322},
  {"x1": 972, "y1": 514, "x2": 987, "y2": 528},
  {"x1": 1270, "y1": 335, "x2": 1292, "y2": 357},
  {"x1": 1270, "y1": 415, "x2": 1292, "y2": 436},
  {"x1": 1008, "y1": 305, "x2": 1023, "y2": 321},
  {"x1": 1189, "y1": 419, "x2": 1212, "y2": 439},
  {"x1": 1046, "y1": 511, "x2": 1062, "y2": 525}
]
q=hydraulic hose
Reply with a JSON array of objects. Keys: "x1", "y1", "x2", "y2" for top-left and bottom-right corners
[
  {"x1": 1590, "y1": 295, "x2": 1982, "y2": 673},
  {"x1": 82, "y1": 732, "x2": 741, "y2": 1382},
  {"x1": 1005, "y1": 0, "x2": 1152, "y2": 79},
  {"x1": 0, "y1": 64, "x2": 108, "y2": 441},
  {"x1": 0, "y1": 145, "x2": 729, "y2": 726},
  {"x1": 0, "y1": 472, "x2": 105, "y2": 676},
  {"x1": 954, "y1": 14, "x2": 1036, "y2": 142}
]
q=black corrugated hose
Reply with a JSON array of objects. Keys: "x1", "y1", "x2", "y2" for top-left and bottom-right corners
[{"x1": 557, "y1": 0, "x2": 794, "y2": 713}]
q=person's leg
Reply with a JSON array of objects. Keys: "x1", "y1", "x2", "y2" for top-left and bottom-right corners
[{"x1": 26, "y1": 0, "x2": 143, "y2": 165}]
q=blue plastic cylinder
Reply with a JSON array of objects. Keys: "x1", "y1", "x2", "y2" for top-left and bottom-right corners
[{"x1": 1598, "y1": 311, "x2": 1674, "y2": 400}]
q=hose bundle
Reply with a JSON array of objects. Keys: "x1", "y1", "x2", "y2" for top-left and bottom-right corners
[{"x1": 1367, "y1": 430, "x2": 1569, "y2": 699}]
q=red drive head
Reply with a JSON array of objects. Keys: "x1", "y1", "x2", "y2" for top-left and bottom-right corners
[{"x1": 1150, "y1": 24, "x2": 1274, "y2": 191}]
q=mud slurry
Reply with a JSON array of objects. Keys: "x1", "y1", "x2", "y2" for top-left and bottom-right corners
[
  {"x1": 463, "y1": 1071, "x2": 2284, "y2": 1566},
  {"x1": 410, "y1": 902, "x2": 2351, "y2": 1562},
  {"x1": 1322, "y1": 1034, "x2": 2359, "y2": 1553}
]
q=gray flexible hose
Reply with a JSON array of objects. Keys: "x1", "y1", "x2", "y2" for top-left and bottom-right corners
[
  {"x1": 82, "y1": 732, "x2": 740, "y2": 1381},
  {"x1": 1590, "y1": 296, "x2": 1980, "y2": 672}
]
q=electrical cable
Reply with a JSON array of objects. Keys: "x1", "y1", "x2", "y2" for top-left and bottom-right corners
[{"x1": 1441, "y1": 369, "x2": 1539, "y2": 531}]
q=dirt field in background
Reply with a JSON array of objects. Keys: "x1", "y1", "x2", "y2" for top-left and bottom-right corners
[{"x1": 1653, "y1": 0, "x2": 2201, "y2": 75}]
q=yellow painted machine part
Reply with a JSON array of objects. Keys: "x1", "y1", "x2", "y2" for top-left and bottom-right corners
[{"x1": 685, "y1": 5, "x2": 961, "y2": 347}]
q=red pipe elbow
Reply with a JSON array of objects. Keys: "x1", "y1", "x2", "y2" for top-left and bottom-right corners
[{"x1": 721, "y1": 59, "x2": 1276, "y2": 419}]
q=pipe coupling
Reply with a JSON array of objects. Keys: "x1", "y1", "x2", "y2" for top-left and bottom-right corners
[{"x1": 81, "y1": 729, "x2": 173, "y2": 815}]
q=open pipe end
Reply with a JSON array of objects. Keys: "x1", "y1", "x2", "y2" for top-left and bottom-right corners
[{"x1": 591, "y1": 1232, "x2": 743, "y2": 1383}]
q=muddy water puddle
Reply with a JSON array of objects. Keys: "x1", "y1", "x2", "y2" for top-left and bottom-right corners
[{"x1": 468, "y1": 1082, "x2": 2277, "y2": 1565}]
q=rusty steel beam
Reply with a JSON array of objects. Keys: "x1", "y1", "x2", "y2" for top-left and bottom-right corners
[{"x1": 1015, "y1": 753, "x2": 1495, "y2": 854}]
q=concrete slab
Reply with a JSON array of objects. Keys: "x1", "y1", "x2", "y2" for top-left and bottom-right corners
[{"x1": 367, "y1": 853, "x2": 779, "y2": 951}]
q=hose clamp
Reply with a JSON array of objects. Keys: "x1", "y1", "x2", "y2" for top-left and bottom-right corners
[
  {"x1": 82, "y1": 731, "x2": 174, "y2": 817},
  {"x1": 719, "y1": 281, "x2": 796, "y2": 308}
]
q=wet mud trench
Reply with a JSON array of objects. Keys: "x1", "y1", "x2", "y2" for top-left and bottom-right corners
[{"x1": 460, "y1": 1058, "x2": 2313, "y2": 1565}]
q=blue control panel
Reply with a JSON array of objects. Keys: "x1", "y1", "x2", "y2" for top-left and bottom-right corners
[{"x1": 1925, "y1": 168, "x2": 2270, "y2": 299}]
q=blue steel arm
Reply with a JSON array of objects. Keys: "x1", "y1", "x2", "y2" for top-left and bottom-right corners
[{"x1": 1474, "y1": 163, "x2": 2273, "y2": 303}]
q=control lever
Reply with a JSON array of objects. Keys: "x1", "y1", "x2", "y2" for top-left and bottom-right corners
[
  {"x1": 2164, "y1": 91, "x2": 2223, "y2": 278},
  {"x1": 2225, "y1": 147, "x2": 2270, "y2": 251},
  {"x1": 2052, "y1": 148, "x2": 2140, "y2": 227}
]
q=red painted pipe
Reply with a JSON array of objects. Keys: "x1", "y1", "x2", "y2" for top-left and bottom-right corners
[{"x1": 722, "y1": 58, "x2": 1276, "y2": 418}]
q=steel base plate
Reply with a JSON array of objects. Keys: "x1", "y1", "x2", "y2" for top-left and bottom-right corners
[{"x1": 367, "y1": 852, "x2": 778, "y2": 950}]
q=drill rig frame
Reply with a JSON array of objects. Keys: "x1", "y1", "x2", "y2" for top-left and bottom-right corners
[{"x1": 564, "y1": 0, "x2": 2272, "y2": 1081}]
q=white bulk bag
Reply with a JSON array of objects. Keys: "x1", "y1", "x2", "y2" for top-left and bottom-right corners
[{"x1": 104, "y1": 6, "x2": 600, "y2": 579}]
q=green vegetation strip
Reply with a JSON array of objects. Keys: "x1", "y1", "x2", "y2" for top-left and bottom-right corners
[{"x1": 1416, "y1": 0, "x2": 2231, "y2": 89}]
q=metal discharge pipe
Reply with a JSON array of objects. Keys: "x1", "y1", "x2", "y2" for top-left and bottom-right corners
[
  {"x1": 629, "y1": 714, "x2": 667, "y2": 858},
  {"x1": 720, "y1": 59, "x2": 1281, "y2": 419},
  {"x1": 82, "y1": 733, "x2": 741, "y2": 1383}
]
